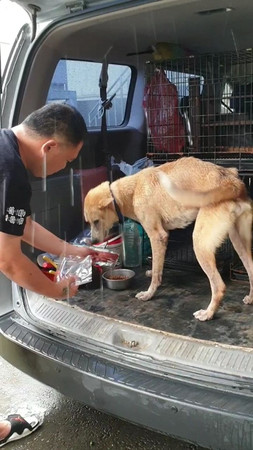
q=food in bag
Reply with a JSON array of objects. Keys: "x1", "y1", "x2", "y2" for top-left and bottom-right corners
[
  {"x1": 57, "y1": 255, "x2": 93, "y2": 286},
  {"x1": 56, "y1": 247, "x2": 119, "y2": 287}
]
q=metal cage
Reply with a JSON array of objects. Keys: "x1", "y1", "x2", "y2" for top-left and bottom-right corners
[{"x1": 144, "y1": 49, "x2": 253, "y2": 173}]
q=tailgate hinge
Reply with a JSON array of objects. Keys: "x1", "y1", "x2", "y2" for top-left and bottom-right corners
[
  {"x1": 66, "y1": 1, "x2": 87, "y2": 14},
  {"x1": 27, "y1": 4, "x2": 41, "y2": 41}
]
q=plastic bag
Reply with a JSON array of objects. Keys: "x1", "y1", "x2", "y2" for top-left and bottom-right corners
[
  {"x1": 57, "y1": 255, "x2": 93, "y2": 286},
  {"x1": 143, "y1": 69, "x2": 185, "y2": 153},
  {"x1": 111, "y1": 156, "x2": 153, "y2": 176},
  {"x1": 71, "y1": 230, "x2": 92, "y2": 246}
]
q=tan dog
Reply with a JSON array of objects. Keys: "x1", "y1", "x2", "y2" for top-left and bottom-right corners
[{"x1": 84, "y1": 157, "x2": 253, "y2": 321}]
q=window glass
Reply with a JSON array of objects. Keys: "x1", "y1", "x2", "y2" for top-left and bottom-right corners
[
  {"x1": 221, "y1": 82, "x2": 233, "y2": 113},
  {"x1": 166, "y1": 70, "x2": 204, "y2": 99},
  {"x1": 47, "y1": 60, "x2": 131, "y2": 128}
]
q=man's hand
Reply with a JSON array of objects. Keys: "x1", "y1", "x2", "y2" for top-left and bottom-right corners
[{"x1": 55, "y1": 276, "x2": 79, "y2": 300}]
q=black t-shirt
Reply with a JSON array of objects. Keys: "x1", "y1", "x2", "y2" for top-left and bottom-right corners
[{"x1": 0, "y1": 129, "x2": 31, "y2": 236}]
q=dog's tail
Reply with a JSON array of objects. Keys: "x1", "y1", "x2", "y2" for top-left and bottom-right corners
[{"x1": 158, "y1": 171, "x2": 246, "y2": 207}]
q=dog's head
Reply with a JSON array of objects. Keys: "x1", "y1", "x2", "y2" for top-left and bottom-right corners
[{"x1": 84, "y1": 181, "x2": 119, "y2": 243}]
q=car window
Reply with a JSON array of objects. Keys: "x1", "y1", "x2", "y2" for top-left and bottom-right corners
[{"x1": 46, "y1": 59, "x2": 132, "y2": 128}]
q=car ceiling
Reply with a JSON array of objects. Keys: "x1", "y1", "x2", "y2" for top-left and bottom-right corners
[
  {"x1": 92, "y1": 0, "x2": 253, "y2": 56},
  {"x1": 13, "y1": 0, "x2": 253, "y2": 55}
]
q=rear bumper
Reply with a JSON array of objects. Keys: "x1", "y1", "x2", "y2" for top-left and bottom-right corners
[{"x1": 1, "y1": 313, "x2": 252, "y2": 450}]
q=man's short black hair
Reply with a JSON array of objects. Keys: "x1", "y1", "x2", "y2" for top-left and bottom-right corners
[{"x1": 23, "y1": 103, "x2": 87, "y2": 146}]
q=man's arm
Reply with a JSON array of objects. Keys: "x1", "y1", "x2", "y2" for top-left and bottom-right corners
[
  {"x1": 22, "y1": 216, "x2": 91, "y2": 258},
  {"x1": 0, "y1": 231, "x2": 78, "y2": 299}
]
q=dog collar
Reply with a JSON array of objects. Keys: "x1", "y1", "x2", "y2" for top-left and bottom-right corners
[{"x1": 109, "y1": 183, "x2": 124, "y2": 224}]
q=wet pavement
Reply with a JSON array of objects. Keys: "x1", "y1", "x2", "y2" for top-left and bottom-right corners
[{"x1": 0, "y1": 356, "x2": 207, "y2": 450}]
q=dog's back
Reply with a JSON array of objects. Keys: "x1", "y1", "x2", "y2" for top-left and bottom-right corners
[{"x1": 157, "y1": 157, "x2": 247, "y2": 207}]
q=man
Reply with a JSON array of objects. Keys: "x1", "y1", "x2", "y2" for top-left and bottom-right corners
[
  {"x1": 0, "y1": 103, "x2": 94, "y2": 446},
  {"x1": 0, "y1": 102, "x2": 94, "y2": 299}
]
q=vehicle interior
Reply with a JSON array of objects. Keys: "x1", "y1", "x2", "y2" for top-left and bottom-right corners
[
  {"x1": 3, "y1": 0, "x2": 253, "y2": 389},
  {"x1": 0, "y1": 3, "x2": 252, "y2": 449}
]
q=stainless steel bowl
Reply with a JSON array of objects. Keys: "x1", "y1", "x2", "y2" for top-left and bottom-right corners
[{"x1": 102, "y1": 268, "x2": 135, "y2": 290}]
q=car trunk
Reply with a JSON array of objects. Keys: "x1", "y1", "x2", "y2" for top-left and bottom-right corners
[
  {"x1": 23, "y1": 168, "x2": 252, "y2": 355},
  {"x1": 19, "y1": 258, "x2": 252, "y2": 388},
  {"x1": 37, "y1": 265, "x2": 253, "y2": 347}
]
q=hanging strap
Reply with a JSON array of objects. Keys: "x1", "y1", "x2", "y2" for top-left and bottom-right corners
[
  {"x1": 99, "y1": 47, "x2": 114, "y2": 183},
  {"x1": 99, "y1": 48, "x2": 124, "y2": 225}
]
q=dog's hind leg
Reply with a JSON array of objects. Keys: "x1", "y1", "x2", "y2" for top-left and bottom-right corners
[
  {"x1": 135, "y1": 224, "x2": 168, "y2": 301},
  {"x1": 192, "y1": 206, "x2": 231, "y2": 321},
  {"x1": 228, "y1": 203, "x2": 253, "y2": 306}
]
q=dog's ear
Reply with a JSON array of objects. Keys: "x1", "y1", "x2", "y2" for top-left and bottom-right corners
[{"x1": 98, "y1": 197, "x2": 114, "y2": 209}]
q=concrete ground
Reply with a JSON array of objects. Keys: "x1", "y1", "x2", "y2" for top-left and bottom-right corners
[{"x1": 0, "y1": 356, "x2": 206, "y2": 450}]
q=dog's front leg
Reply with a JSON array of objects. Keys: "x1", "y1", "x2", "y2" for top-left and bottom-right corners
[{"x1": 136, "y1": 228, "x2": 168, "y2": 301}]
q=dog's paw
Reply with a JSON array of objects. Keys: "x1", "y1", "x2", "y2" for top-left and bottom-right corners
[
  {"x1": 136, "y1": 291, "x2": 152, "y2": 302},
  {"x1": 145, "y1": 270, "x2": 152, "y2": 278},
  {"x1": 193, "y1": 309, "x2": 214, "y2": 321},
  {"x1": 243, "y1": 295, "x2": 253, "y2": 305}
]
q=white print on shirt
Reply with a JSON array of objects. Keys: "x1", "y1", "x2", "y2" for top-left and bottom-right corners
[{"x1": 5, "y1": 207, "x2": 26, "y2": 226}]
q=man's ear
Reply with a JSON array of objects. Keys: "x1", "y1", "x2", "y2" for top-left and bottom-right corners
[{"x1": 42, "y1": 139, "x2": 57, "y2": 154}]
